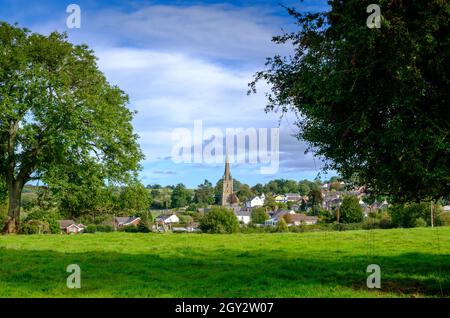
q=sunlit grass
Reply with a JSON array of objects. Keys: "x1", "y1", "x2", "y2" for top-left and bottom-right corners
[{"x1": 0, "y1": 227, "x2": 449, "y2": 297}]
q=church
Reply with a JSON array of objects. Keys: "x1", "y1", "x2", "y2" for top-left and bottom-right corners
[{"x1": 221, "y1": 154, "x2": 240, "y2": 207}]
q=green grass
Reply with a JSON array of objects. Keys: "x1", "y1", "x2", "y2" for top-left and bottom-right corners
[{"x1": 0, "y1": 227, "x2": 449, "y2": 297}]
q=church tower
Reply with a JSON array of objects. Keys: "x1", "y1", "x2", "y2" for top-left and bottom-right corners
[{"x1": 221, "y1": 152, "x2": 234, "y2": 206}]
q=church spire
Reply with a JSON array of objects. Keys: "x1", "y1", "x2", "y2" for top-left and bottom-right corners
[{"x1": 224, "y1": 148, "x2": 231, "y2": 180}]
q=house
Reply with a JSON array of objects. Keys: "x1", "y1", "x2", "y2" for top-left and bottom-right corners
[
  {"x1": 245, "y1": 194, "x2": 265, "y2": 208},
  {"x1": 264, "y1": 211, "x2": 318, "y2": 227},
  {"x1": 274, "y1": 195, "x2": 286, "y2": 203},
  {"x1": 58, "y1": 220, "x2": 85, "y2": 234},
  {"x1": 273, "y1": 209, "x2": 296, "y2": 219},
  {"x1": 114, "y1": 216, "x2": 141, "y2": 228},
  {"x1": 442, "y1": 205, "x2": 450, "y2": 212},
  {"x1": 285, "y1": 193, "x2": 302, "y2": 202},
  {"x1": 303, "y1": 216, "x2": 318, "y2": 225},
  {"x1": 235, "y1": 209, "x2": 251, "y2": 225},
  {"x1": 265, "y1": 210, "x2": 295, "y2": 226},
  {"x1": 284, "y1": 213, "x2": 318, "y2": 226},
  {"x1": 155, "y1": 214, "x2": 180, "y2": 224},
  {"x1": 324, "y1": 197, "x2": 342, "y2": 211}
]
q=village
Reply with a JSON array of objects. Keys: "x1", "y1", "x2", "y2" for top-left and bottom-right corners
[{"x1": 57, "y1": 158, "x2": 449, "y2": 234}]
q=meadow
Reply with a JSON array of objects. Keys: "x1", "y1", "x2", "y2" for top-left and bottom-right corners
[{"x1": 0, "y1": 227, "x2": 449, "y2": 298}]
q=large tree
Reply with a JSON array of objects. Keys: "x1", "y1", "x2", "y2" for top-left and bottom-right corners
[
  {"x1": 194, "y1": 179, "x2": 215, "y2": 205},
  {"x1": 250, "y1": 0, "x2": 450, "y2": 203},
  {"x1": 338, "y1": 195, "x2": 363, "y2": 223},
  {"x1": 0, "y1": 23, "x2": 143, "y2": 233}
]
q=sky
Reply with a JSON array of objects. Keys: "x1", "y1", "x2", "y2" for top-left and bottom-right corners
[{"x1": 0, "y1": 0, "x2": 335, "y2": 188}]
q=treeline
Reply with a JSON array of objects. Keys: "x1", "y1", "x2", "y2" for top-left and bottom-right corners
[
  {"x1": 148, "y1": 177, "x2": 338, "y2": 209},
  {"x1": 0, "y1": 183, "x2": 152, "y2": 228}
]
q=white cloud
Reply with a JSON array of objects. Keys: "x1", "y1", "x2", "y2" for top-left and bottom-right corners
[{"x1": 17, "y1": 1, "x2": 332, "y2": 184}]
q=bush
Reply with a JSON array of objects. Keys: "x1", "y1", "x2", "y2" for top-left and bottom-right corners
[
  {"x1": 332, "y1": 222, "x2": 363, "y2": 231},
  {"x1": 137, "y1": 222, "x2": 151, "y2": 233},
  {"x1": 21, "y1": 220, "x2": 50, "y2": 234},
  {"x1": 239, "y1": 225, "x2": 272, "y2": 234},
  {"x1": 379, "y1": 213, "x2": 393, "y2": 229},
  {"x1": 415, "y1": 217, "x2": 427, "y2": 228},
  {"x1": 178, "y1": 214, "x2": 194, "y2": 225},
  {"x1": 199, "y1": 206, "x2": 239, "y2": 234},
  {"x1": 362, "y1": 218, "x2": 379, "y2": 229},
  {"x1": 251, "y1": 207, "x2": 269, "y2": 225},
  {"x1": 440, "y1": 213, "x2": 450, "y2": 226},
  {"x1": 123, "y1": 225, "x2": 139, "y2": 233},
  {"x1": 24, "y1": 209, "x2": 60, "y2": 234},
  {"x1": 275, "y1": 218, "x2": 289, "y2": 232},
  {"x1": 389, "y1": 202, "x2": 437, "y2": 228},
  {"x1": 84, "y1": 224, "x2": 97, "y2": 233},
  {"x1": 96, "y1": 224, "x2": 113, "y2": 232}
]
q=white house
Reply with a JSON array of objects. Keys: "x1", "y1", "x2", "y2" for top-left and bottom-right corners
[
  {"x1": 58, "y1": 220, "x2": 86, "y2": 234},
  {"x1": 245, "y1": 194, "x2": 265, "y2": 208},
  {"x1": 285, "y1": 193, "x2": 302, "y2": 202},
  {"x1": 155, "y1": 214, "x2": 180, "y2": 224},
  {"x1": 235, "y1": 209, "x2": 251, "y2": 225},
  {"x1": 114, "y1": 216, "x2": 141, "y2": 228}
]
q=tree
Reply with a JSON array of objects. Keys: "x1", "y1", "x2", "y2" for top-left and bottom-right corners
[
  {"x1": 0, "y1": 23, "x2": 143, "y2": 233},
  {"x1": 199, "y1": 206, "x2": 239, "y2": 234},
  {"x1": 251, "y1": 207, "x2": 269, "y2": 224},
  {"x1": 389, "y1": 202, "x2": 441, "y2": 228},
  {"x1": 263, "y1": 194, "x2": 277, "y2": 212},
  {"x1": 297, "y1": 180, "x2": 311, "y2": 196},
  {"x1": 194, "y1": 179, "x2": 215, "y2": 205},
  {"x1": 252, "y1": 183, "x2": 264, "y2": 195},
  {"x1": 250, "y1": 1, "x2": 450, "y2": 203},
  {"x1": 171, "y1": 183, "x2": 191, "y2": 208},
  {"x1": 339, "y1": 195, "x2": 363, "y2": 223},
  {"x1": 237, "y1": 183, "x2": 254, "y2": 202},
  {"x1": 308, "y1": 188, "x2": 323, "y2": 214},
  {"x1": 116, "y1": 183, "x2": 151, "y2": 214},
  {"x1": 275, "y1": 218, "x2": 289, "y2": 232}
]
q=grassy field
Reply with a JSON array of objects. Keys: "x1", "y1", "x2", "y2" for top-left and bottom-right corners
[{"x1": 0, "y1": 227, "x2": 449, "y2": 298}]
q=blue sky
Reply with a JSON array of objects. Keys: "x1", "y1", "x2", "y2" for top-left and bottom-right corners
[{"x1": 0, "y1": 0, "x2": 335, "y2": 188}]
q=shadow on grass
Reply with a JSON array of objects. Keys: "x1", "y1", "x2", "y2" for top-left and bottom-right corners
[{"x1": 0, "y1": 247, "x2": 448, "y2": 297}]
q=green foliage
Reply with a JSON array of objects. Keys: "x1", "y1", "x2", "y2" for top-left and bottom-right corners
[
  {"x1": 116, "y1": 183, "x2": 151, "y2": 214},
  {"x1": 21, "y1": 220, "x2": 50, "y2": 234},
  {"x1": 236, "y1": 184, "x2": 254, "y2": 202},
  {"x1": 276, "y1": 202, "x2": 288, "y2": 210},
  {"x1": 415, "y1": 218, "x2": 427, "y2": 228},
  {"x1": 332, "y1": 223, "x2": 363, "y2": 232},
  {"x1": 263, "y1": 194, "x2": 277, "y2": 211},
  {"x1": 95, "y1": 224, "x2": 113, "y2": 233},
  {"x1": 171, "y1": 183, "x2": 191, "y2": 208},
  {"x1": 150, "y1": 187, "x2": 172, "y2": 209},
  {"x1": 24, "y1": 209, "x2": 60, "y2": 234},
  {"x1": 84, "y1": 225, "x2": 97, "y2": 233},
  {"x1": 199, "y1": 206, "x2": 239, "y2": 234},
  {"x1": 251, "y1": 207, "x2": 269, "y2": 224},
  {"x1": 250, "y1": 0, "x2": 450, "y2": 203},
  {"x1": 308, "y1": 188, "x2": 323, "y2": 214},
  {"x1": 275, "y1": 218, "x2": 289, "y2": 232},
  {"x1": 178, "y1": 214, "x2": 194, "y2": 225},
  {"x1": 123, "y1": 224, "x2": 139, "y2": 233},
  {"x1": 193, "y1": 180, "x2": 215, "y2": 205},
  {"x1": 389, "y1": 202, "x2": 438, "y2": 228},
  {"x1": 338, "y1": 195, "x2": 363, "y2": 223},
  {"x1": 0, "y1": 22, "x2": 143, "y2": 231}
]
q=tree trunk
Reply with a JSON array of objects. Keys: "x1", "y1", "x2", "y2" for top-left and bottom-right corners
[{"x1": 2, "y1": 181, "x2": 23, "y2": 234}]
